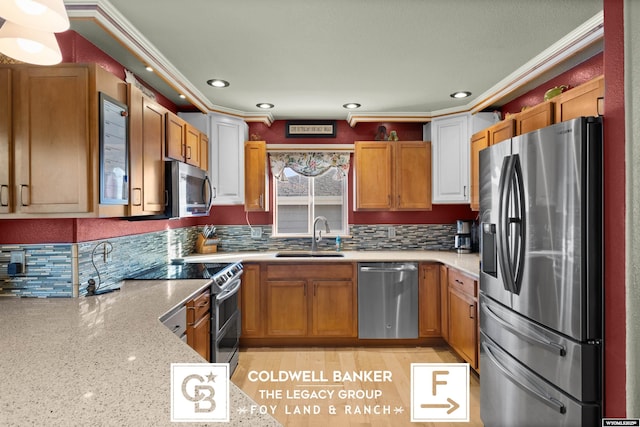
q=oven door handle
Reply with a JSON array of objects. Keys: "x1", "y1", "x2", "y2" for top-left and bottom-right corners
[{"x1": 216, "y1": 279, "x2": 241, "y2": 304}]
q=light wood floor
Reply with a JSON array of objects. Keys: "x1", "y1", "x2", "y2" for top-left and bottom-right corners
[{"x1": 232, "y1": 346, "x2": 482, "y2": 427}]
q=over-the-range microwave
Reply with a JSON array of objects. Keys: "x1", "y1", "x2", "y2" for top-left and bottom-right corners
[{"x1": 165, "y1": 160, "x2": 212, "y2": 218}]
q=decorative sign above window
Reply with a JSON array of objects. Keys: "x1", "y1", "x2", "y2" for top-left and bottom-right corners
[{"x1": 285, "y1": 120, "x2": 336, "y2": 138}]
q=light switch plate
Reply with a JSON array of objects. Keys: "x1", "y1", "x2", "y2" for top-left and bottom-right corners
[
  {"x1": 388, "y1": 226, "x2": 396, "y2": 238},
  {"x1": 251, "y1": 227, "x2": 262, "y2": 239}
]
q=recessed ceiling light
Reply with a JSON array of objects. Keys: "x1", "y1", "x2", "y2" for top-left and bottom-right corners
[
  {"x1": 207, "y1": 79, "x2": 229, "y2": 88},
  {"x1": 145, "y1": 66, "x2": 153, "y2": 72},
  {"x1": 256, "y1": 103, "x2": 274, "y2": 109},
  {"x1": 450, "y1": 91, "x2": 472, "y2": 99},
  {"x1": 179, "y1": 94, "x2": 186, "y2": 99},
  {"x1": 343, "y1": 103, "x2": 361, "y2": 109}
]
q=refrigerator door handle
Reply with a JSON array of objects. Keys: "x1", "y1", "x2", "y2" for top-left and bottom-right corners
[
  {"x1": 482, "y1": 340, "x2": 566, "y2": 414},
  {"x1": 510, "y1": 154, "x2": 526, "y2": 294},
  {"x1": 481, "y1": 301, "x2": 566, "y2": 356},
  {"x1": 497, "y1": 155, "x2": 516, "y2": 294},
  {"x1": 497, "y1": 154, "x2": 526, "y2": 295}
]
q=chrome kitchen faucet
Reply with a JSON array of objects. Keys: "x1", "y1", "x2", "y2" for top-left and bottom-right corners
[{"x1": 311, "y1": 216, "x2": 330, "y2": 252}]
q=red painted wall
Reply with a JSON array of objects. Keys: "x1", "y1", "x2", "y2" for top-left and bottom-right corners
[
  {"x1": 501, "y1": 52, "x2": 604, "y2": 116},
  {"x1": 602, "y1": 0, "x2": 626, "y2": 417}
]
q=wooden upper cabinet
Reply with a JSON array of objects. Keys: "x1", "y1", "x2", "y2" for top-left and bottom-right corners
[
  {"x1": 355, "y1": 141, "x2": 431, "y2": 211},
  {"x1": 395, "y1": 141, "x2": 432, "y2": 210},
  {"x1": 13, "y1": 65, "x2": 91, "y2": 214},
  {"x1": 244, "y1": 140, "x2": 267, "y2": 211},
  {"x1": 199, "y1": 132, "x2": 209, "y2": 172},
  {"x1": 355, "y1": 141, "x2": 393, "y2": 209},
  {"x1": 0, "y1": 68, "x2": 11, "y2": 214},
  {"x1": 516, "y1": 102, "x2": 554, "y2": 135},
  {"x1": 470, "y1": 130, "x2": 489, "y2": 212},
  {"x1": 553, "y1": 75, "x2": 604, "y2": 123},
  {"x1": 165, "y1": 112, "x2": 186, "y2": 161},
  {"x1": 184, "y1": 123, "x2": 200, "y2": 167},
  {"x1": 128, "y1": 84, "x2": 167, "y2": 216},
  {"x1": 489, "y1": 118, "x2": 515, "y2": 145},
  {"x1": 469, "y1": 119, "x2": 514, "y2": 211}
]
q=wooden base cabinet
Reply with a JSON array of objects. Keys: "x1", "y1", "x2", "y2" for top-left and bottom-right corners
[
  {"x1": 265, "y1": 280, "x2": 308, "y2": 336},
  {"x1": 186, "y1": 290, "x2": 211, "y2": 361},
  {"x1": 419, "y1": 263, "x2": 441, "y2": 337},
  {"x1": 311, "y1": 280, "x2": 356, "y2": 337},
  {"x1": 240, "y1": 263, "x2": 263, "y2": 337},
  {"x1": 263, "y1": 263, "x2": 357, "y2": 338},
  {"x1": 446, "y1": 268, "x2": 478, "y2": 370}
]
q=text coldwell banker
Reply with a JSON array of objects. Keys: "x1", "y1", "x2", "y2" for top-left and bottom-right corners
[{"x1": 247, "y1": 370, "x2": 393, "y2": 383}]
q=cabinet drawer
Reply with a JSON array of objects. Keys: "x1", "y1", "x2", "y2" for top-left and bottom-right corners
[
  {"x1": 186, "y1": 290, "x2": 210, "y2": 324},
  {"x1": 266, "y1": 263, "x2": 354, "y2": 280},
  {"x1": 448, "y1": 268, "x2": 477, "y2": 298}
]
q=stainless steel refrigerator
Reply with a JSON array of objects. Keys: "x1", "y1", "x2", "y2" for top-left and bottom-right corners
[{"x1": 479, "y1": 117, "x2": 603, "y2": 427}]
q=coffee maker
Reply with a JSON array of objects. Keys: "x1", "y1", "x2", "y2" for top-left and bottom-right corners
[{"x1": 454, "y1": 220, "x2": 472, "y2": 253}]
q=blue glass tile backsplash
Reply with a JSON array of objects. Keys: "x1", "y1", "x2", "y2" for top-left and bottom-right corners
[{"x1": 0, "y1": 223, "x2": 456, "y2": 298}]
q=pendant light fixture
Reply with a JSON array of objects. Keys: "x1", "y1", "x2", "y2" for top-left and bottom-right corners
[
  {"x1": 0, "y1": 19, "x2": 62, "y2": 65},
  {"x1": 0, "y1": 0, "x2": 69, "y2": 65},
  {"x1": 1, "y1": 0, "x2": 70, "y2": 32}
]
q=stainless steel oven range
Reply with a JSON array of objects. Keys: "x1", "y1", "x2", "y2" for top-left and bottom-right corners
[
  {"x1": 208, "y1": 262, "x2": 243, "y2": 376},
  {"x1": 138, "y1": 261, "x2": 243, "y2": 376}
]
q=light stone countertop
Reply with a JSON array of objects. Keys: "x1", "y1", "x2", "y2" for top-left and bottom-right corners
[
  {"x1": 0, "y1": 250, "x2": 478, "y2": 426},
  {"x1": 183, "y1": 250, "x2": 480, "y2": 279},
  {"x1": 0, "y1": 279, "x2": 280, "y2": 427}
]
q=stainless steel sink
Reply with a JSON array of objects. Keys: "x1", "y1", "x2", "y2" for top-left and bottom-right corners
[{"x1": 275, "y1": 251, "x2": 345, "y2": 258}]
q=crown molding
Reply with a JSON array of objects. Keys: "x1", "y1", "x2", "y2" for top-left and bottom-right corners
[
  {"x1": 347, "y1": 11, "x2": 604, "y2": 126},
  {"x1": 242, "y1": 112, "x2": 275, "y2": 126},
  {"x1": 65, "y1": 0, "x2": 208, "y2": 112},
  {"x1": 65, "y1": 2, "x2": 603, "y2": 128}
]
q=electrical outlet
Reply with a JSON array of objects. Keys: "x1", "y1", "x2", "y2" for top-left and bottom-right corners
[
  {"x1": 387, "y1": 226, "x2": 396, "y2": 239},
  {"x1": 251, "y1": 227, "x2": 263, "y2": 239},
  {"x1": 10, "y1": 250, "x2": 26, "y2": 273}
]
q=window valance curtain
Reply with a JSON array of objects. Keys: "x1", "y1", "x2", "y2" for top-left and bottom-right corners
[{"x1": 269, "y1": 152, "x2": 351, "y2": 181}]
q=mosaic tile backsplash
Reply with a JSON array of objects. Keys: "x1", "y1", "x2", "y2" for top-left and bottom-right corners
[{"x1": 0, "y1": 223, "x2": 458, "y2": 298}]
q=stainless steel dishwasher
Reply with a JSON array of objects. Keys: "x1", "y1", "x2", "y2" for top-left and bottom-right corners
[{"x1": 358, "y1": 262, "x2": 419, "y2": 339}]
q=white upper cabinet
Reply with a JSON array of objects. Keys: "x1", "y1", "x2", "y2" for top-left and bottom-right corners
[
  {"x1": 179, "y1": 112, "x2": 248, "y2": 205},
  {"x1": 429, "y1": 112, "x2": 497, "y2": 204}
]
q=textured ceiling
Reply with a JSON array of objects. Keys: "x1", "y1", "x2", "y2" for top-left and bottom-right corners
[{"x1": 70, "y1": 0, "x2": 602, "y2": 119}]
